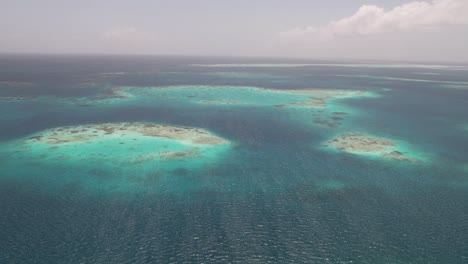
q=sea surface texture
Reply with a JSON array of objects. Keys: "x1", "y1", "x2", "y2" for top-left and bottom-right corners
[{"x1": 1, "y1": 55, "x2": 467, "y2": 263}]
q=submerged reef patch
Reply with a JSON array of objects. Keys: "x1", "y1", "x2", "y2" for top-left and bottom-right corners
[
  {"x1": 0, "y1": 95, "x2": 38, "y2": 102},
  {"x1": 189, "y1": 64, "x2": 315, "y2": 68},
  {"x1": 68, "y1": 85, "x2": 376, "y2": 136},
  {"x1": 198, "y1": 100, "x2": 244, "y2": 105},
  {"x1": 445, "y1": 84, "x2": 468, "y2": 90},
  {"x1": 91, "y1": 85, "x2": 374, "y2": 112},
  {"x1": 280, "y1": 89, "x2": 369, "y2": 108},
  {"x1": 74, "y1": 85, "x2": 377, "y2": 134},
  {"x1": 0, "y1": 81, "x2": 35, "y2": 88},
  {"x1": 324, "y1": 133, "x2": 421, "y2": 162}
]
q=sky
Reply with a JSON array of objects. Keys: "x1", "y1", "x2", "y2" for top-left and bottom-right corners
[{"x1": 1, "y1": 0, "x2": 468, "y2": 62}]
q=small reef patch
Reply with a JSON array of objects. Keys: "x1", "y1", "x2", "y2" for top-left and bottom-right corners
[{"x1": 324, "y1": 133, "x2": 422, "y2": 162}]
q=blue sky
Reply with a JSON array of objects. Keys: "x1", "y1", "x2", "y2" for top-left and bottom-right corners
[{"x1": 1, "y1": 0, "x2": 467, "y2": 62}]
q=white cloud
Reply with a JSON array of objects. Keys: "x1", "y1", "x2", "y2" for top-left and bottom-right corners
[
  {"x1": 280, "y1": 0, "x2": 468, "y2": 42},
  {"x1": 103, "y1": 27, "x2": 153, "y2": 41},
  {"x1": 101, "y1": 26, "x2": 158, "y2": 53}
]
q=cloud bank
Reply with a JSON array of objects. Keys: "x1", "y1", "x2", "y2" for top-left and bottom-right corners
[{"x1": 281, "y1": 0, "x2": 468, "y2": 42}]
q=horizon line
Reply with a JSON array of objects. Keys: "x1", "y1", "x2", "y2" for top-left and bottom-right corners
[{"x1": 1, "y1": 52, "x2": 467, "y2": 66}]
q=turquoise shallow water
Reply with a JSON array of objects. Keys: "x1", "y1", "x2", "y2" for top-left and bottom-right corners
[
  {"x1": 0, "y1": 56, "x2": 467, "y2": 263},
  {"x1": 0, "y1": 123, "x2": 232, "y2": 194}
]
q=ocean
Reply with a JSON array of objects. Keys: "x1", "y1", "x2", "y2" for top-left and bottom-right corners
[{"x1": 0, "y1": 55, "x2": 467, "y2": 263}]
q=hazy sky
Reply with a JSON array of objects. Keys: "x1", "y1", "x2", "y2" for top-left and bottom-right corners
[{"x1": 2, "y1": 0, "x2": 468, "y2": 62}]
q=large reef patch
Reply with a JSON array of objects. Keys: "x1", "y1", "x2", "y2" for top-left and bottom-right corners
[{"x1": 1, "y1": 122, "x2": 232, "y2": 193}]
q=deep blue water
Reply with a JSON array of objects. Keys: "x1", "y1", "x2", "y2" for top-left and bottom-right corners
[{"x1": 1, "y1": 55, "x2": 468, "y2": 263}]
